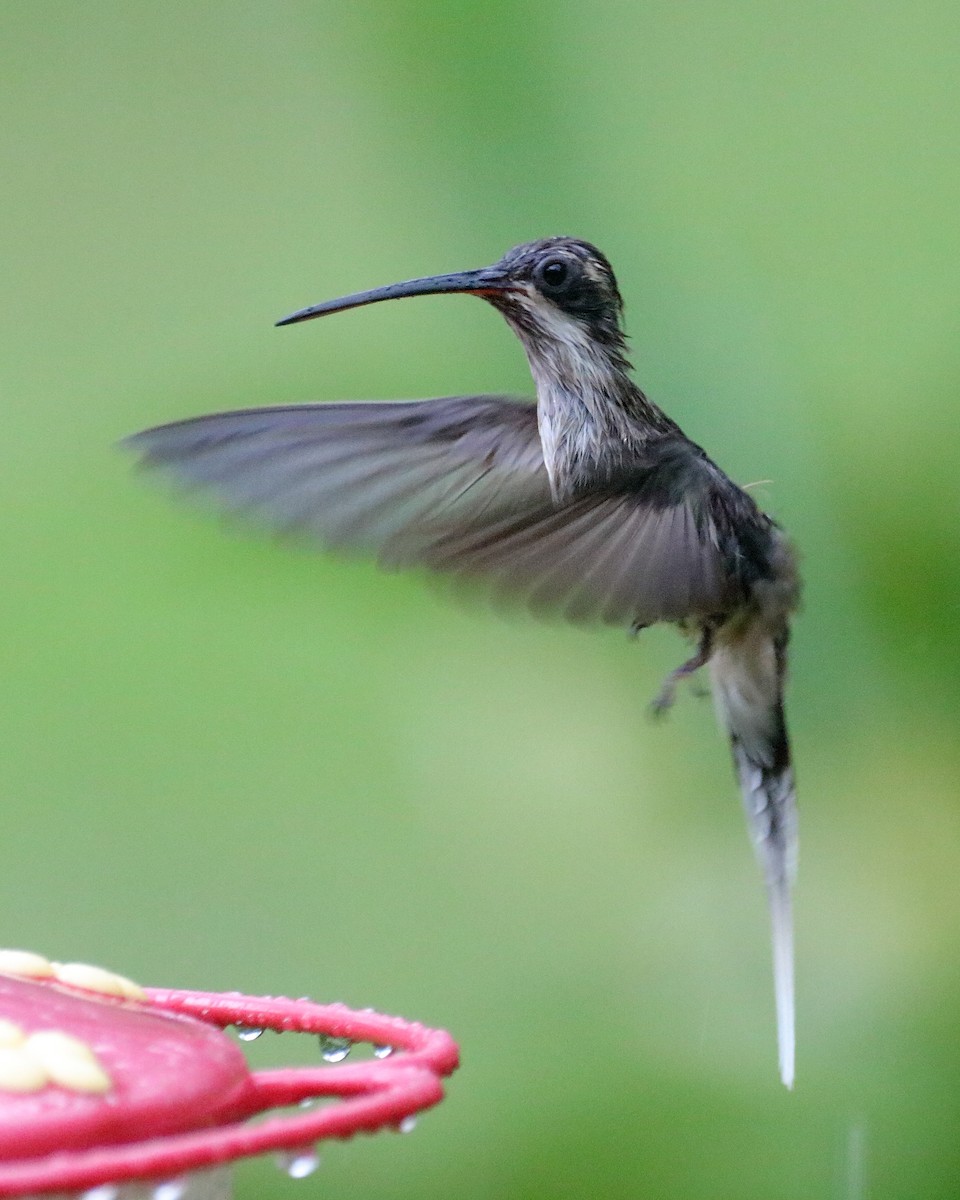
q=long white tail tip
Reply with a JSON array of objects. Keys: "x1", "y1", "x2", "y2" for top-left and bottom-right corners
[{"x1": 769, "y1": 880, "x2": 795, "y2": 1089}]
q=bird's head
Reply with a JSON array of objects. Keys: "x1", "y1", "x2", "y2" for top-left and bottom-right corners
[
  {"x1": 479, "y1": 237, "x2": 625, "y2": 349},
  {"x1": 276, "y1": 237, "x2": 628, "y2": 361}
]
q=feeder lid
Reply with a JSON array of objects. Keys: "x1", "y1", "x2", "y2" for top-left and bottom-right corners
[
  {"x1": 0, "y1": 957, "x2": 252, "y2": 1160},
  {"x1": 0, "y1": 950, "x2": 459, "y2": 1198}
]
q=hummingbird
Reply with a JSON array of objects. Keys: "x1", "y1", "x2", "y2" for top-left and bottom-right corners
[{"x1": 126, "y1": 237, "x2": 800, "y2": 1087}]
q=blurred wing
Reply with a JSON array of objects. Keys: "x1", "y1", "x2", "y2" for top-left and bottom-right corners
[
  {"x1": 419, "y1": 455, "x2": 737, "y2": 627},
  {"x1": 126, "y1": 400, "x2": 738, "y2": 628},
  {"x1": 125, "y1": 396, "x2": 550, "y2": 554}
]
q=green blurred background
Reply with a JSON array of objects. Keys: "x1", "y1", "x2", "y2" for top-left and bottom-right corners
[{"x1": 3, "y1": 2, "x2": 960, "y2": 1196}]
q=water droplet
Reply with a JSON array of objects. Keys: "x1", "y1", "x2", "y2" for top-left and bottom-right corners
[
  {"x1": 318, "y1": 1034, "x2": 351, "y2": 1063},
  {"x1": 83, "y1": 1186, "x2": 119, "y2": 1200},
  {"x1": 398, "y1": 1115, "x2": 418, "y2": 1134},
  {"x1": 373, "y1": 1044, "x2": 393, "y2": 1059},
  {"x1": 235, "y1": 1023, "x2": 265, "y2": 1042},
  {"x1": 278, "y1": 1148, "x2": 320, "y2": 1179},
  {"x1": 153, "y1": 1180, "x2": 186, "y2": 1200},
  {"x1": 298, "y1": 1096, "x2": 316, "y2": 1109}
]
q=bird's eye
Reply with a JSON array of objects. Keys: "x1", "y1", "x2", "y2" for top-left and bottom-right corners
[{"x1": 538, "y1": 258, "x2": 570, "y2": 290}]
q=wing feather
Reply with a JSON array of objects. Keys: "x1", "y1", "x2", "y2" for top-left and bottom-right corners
[{"x1": 126, "y1": 397, "x2": 739, "y2": 629}]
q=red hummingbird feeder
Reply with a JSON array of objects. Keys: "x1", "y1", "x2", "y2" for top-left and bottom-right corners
[{"x1": 0, "y1": 950, "x2": 459, "y2": 1198}]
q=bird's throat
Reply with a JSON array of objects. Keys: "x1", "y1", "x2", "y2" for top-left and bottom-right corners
[{"x1": 525, "y1": 339, "x2": 670, "y2": 501}]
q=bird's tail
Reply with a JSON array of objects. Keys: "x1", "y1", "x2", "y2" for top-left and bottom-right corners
[{"x1": 710, "y1": 617, "x2": 797, "y2": 1089}]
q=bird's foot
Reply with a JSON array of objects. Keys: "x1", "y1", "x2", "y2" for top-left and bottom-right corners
[{"x1": 649, "y1": 628, "x2": 714, "y2": 719}]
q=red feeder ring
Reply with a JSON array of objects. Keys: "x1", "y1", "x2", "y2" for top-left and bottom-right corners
[{"x1": 0, "y1": 951, "x2": 459, "y2": 1197}]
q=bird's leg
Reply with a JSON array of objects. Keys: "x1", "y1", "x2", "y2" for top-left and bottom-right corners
[{"x1": 650, "y1": 625, "x2": 714, "y2": 717}]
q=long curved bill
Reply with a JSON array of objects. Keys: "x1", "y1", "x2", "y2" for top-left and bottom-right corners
[{"x1": 276, "y1": 266, "x2": 514, "y2": 327}]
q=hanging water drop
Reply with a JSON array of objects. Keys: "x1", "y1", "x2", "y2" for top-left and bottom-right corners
[
  {"x1": 83, "y1": 1186, "x2": 119, "y2": 1200},
  {"x1": 235, "y1": 1023, "x2": 265, "y2": 1042},
  {"x1": 278, "y1": 1148, "x2": 320, "y2": 1179},
  {"x1": 373, "y1": 1044, "x2": 393, "y2": 1059},
  {"x1": 153, "y1": 1179, "x2": 187, "y2": 1200},
  {"x1": 398, "y1": 1115, "x2": 418, "y2": 1134},
  {"x1": 318, "y1": 1034, "x2": 351, "y2": 1063}
]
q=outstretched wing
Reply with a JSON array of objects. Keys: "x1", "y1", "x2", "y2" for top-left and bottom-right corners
[
  {"x1": 126, "y1": 396, "x2": 549, "y2": 553},
  {"x1": 125, "y1": 397, "x2": 742, "y2": 629}
]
